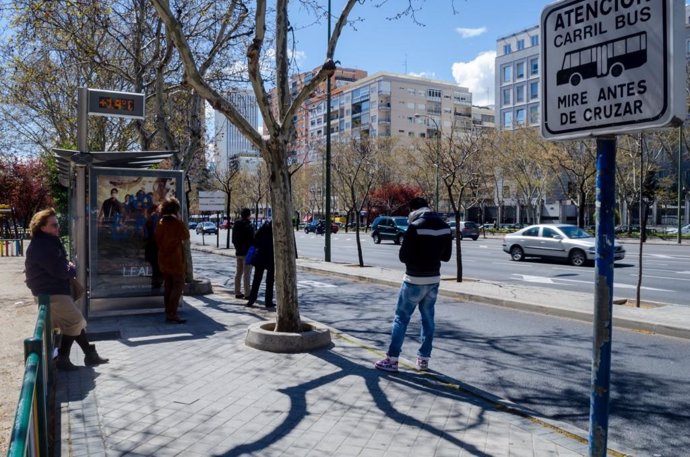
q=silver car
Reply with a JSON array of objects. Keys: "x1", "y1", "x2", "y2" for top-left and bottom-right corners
[{"x1": 502, "y1": 224, "x2": 626, "y2": 267}]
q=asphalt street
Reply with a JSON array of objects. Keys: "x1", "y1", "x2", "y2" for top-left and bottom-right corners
[
  {"x1": 281, "y1": 230, "x2": 690, "y2": 306},
  {"x1": 192, "y1": 247, "x2": 690, "y2": 457}
]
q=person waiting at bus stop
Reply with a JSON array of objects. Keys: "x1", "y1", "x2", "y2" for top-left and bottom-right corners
[{"x1": 25, "y1": 208, "x2": 109, "y2": 370}]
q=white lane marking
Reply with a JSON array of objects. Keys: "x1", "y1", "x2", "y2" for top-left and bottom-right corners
[
  {"x1": 297, "y1": 280, "x2": 337, "y2": 288},
  {"x1": 679, "y1": 271, "x2": 690, "y2": 275},
  {"x1": 512, "y1": 274, "x2": 672, "y2": 292},
  {"x1": 648, "y1": 254, "x2": 674, "y2": 259},
  {"x1": 626, "y1": 274, "x2": 690, "y2": 282}
]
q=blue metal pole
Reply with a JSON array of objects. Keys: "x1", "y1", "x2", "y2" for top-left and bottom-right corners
[{"x1": 588, "y1": 136, "x2": 616, "y2": 456}]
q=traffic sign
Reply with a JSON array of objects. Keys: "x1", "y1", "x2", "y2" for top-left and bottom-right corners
[
  {"x1": 541, "y1": 0, "x2": 686, "y2": 140},
  {"x1": 199, "y1": 191, "x2": 225, "y2": 212}
]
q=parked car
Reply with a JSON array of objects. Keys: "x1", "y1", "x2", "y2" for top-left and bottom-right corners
[
  {"x1": 370, "y1": 216, "x2": 409, "y2": 244},
  {"x1": 615, "y1": 224, "x2": 640, "y2": 234},
  {"x1": 219, "y1": 220, "x2": 234, "y2": 230},
  {"x1": 502, "y1": 224, "x2": 625, "y2": 267},
  {"x1": 196, "y1": 221, "x2": 218, "y2": 235},
  {"x1": 188, "y1": 221, "x2": 198, "y2": 230},
  {"x1": 304, "y1": 220, "x2": 339, "y2": 234},
  {"x1": 448, "y1": 221, "x2": 480, "y2": 240}
]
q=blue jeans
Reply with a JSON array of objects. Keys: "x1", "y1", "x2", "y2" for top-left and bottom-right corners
[{"x1": 386, "y1": 281, "x2": 439, "y2": 359}]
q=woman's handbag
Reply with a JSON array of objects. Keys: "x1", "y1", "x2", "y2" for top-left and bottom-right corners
[
  {"x1": 244, "y1": 246, "x2": 257, "y2": 265},
  {"x1": 70, "y1": 277, "x2": 85, "y2": 300}
]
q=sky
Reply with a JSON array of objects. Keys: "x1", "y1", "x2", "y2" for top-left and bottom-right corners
[{"x1": 288, "y1": 1, "x2": 554, "y2": 106}]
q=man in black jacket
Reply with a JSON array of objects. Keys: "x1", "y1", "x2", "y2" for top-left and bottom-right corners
[
  {"x1": 375, "y1": 197, "x2": 452, "y2": 373},
  {"x1": 231, "y1": 208, "x2": 254, "y2": 299}
]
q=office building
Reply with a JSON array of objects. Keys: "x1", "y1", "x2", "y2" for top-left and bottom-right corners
[{"x1": 495, "y1": 25, "x2": 541, "y2": 131}]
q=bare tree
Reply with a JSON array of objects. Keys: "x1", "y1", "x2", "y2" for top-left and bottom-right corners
[
  {"x1": 332, "y1": 136, "x2": 388, "y2": 266},
  {"x1": 548, "y1": 140, "x2": 597, "y2": 228},
  {"x1": 151, "y1": 0, "x2": 363, "y2": 331},
  {"x1": 210, "y1": 157, "x2": 241, "y2": 248}
]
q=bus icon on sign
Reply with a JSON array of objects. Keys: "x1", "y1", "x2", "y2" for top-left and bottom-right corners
[{"x1": 557, "y1": 32, "x2": 647, "y2": 86}]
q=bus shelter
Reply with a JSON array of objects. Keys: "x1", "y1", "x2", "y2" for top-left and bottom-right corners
[{"x1": 54, "y1": 149, "x2": 183, "y2": 316}]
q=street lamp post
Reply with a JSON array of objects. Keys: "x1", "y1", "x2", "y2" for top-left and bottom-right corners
[{"x1": 415, "y1": 113, "x2": 440, "y2": 212}]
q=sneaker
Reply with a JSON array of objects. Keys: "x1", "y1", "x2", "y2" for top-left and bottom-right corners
[
  {"x1": 374, "y1": 357, "x2": 399, "y2": 373},
  {"x1": 415, "y1": 357, "x2": 429, "y2": 371},
  {"x1": 235, "y1": 294, "x2": 245, "y2": 299}
]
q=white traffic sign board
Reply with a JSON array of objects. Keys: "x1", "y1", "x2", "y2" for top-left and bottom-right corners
[
  {"x1": 199, "y1": 191, "x2": 225, "y2": 212},
  {"x1": 541, "y1": 0, "x2": 686, "y2": 140}
]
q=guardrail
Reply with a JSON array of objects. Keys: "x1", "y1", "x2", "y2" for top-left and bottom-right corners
[
  {"x1": 0, "y1": 239, "x2": 23, "y2": 257},
  {"x1": 7, "y1": 295, "x2": 55, "y2": 457}
]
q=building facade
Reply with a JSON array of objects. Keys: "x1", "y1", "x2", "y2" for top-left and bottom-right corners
[
  {"x1": 495, "y1": 25, "x2": 541, "y2": 131},
  {"x1": 304, "y1": 72, "x2": 474, "y2": 162}
]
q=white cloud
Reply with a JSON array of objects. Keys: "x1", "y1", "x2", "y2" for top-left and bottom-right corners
[
  {"x1": 455, "y1": 27, "x2": 487, "y2": 39},
  {"x1": 451, "y1": 51, "x2": 496, "y2": 107}
]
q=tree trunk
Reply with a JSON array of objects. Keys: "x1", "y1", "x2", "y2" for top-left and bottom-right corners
[{"x1": 265, "y1": 139, "x2": 301, "y2": 332}]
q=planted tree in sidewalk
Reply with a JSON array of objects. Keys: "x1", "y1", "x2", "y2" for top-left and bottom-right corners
[{"x1": 151, "y1": 0, "x2": 369, "y2": 332}]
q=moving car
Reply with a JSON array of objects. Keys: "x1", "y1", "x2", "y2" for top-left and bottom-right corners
[
  {"x1": 666, "y1": 223, "x2": 690, "y2": 235},
  {"x1": 502, "y1": 224, "x2": 626, "y2": 267},
  {"x1": 448, "y1": 221, "x2": 480, "y2": 240},
  {"x1": 196, "y1": 221, "x2": 218, "y2": 235},
  {"x1": 370, "y1": 216, "x2": 408, "y2": 244},
  {"x1": 219, "y1": 220, "x2": 233, "y2": 230},
  {"x1": 304, "y1": 220, "x2": 339, "y2": 234}
]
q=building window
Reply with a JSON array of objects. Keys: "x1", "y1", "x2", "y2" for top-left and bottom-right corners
[
  {"x1": 530, "y1": 82, "x2": 539, "y2": 100},
  {"x1": 515, "y1": 85, "x2": 525, "y2": 103},
  {"x1": 529, "y1": 105, "x2": 540, "y2": 124},
  {"x1": 427, "y1": 88, "x2": 442, "y2": 98},
  {"x1": 517, "y1": 39, "x2": 524, "y2": 50},
  {"x1": 530, "y1": 57, "x2": 539, "y2": 76},
  {"x1": 516, "y1": 62, "x2": 525, "y2": 79},
  {"x1": 502, "y1": 88, "x2": 511, "y2": 105},
  {"x1": 516, "y1": 108, "x2": 526, "y2": 125},
  {"x1": 503, "y1": 43, "x2": 512, "y2": 54},
  {"x1": 502, "y1": 65, "x2": 512, "y2": 83},
  {"x1": 531, "y1": 35, "x2": 539, "y2": 47},
  {"x1": 503, "y1": 111, "x2": 513, "y2": 129}
]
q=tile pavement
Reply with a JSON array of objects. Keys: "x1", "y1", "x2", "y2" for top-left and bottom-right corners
[{"x1": 57, "y1": 286, "x2": 632, "y2": 456}]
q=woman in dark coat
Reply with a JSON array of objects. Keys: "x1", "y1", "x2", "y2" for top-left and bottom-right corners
[
  {"x1": 246, "y1": 221, "x2": 275, "y2": 309},
  {"x1": 25, "y1": 208, "x2": 109, "y2": 370}
]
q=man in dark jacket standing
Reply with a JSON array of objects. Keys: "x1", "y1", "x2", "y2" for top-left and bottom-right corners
[
  {"x1": 375, "y1": 197, "x2": 452, "y2": 373},
  {"x1": 232, "y1": 208, "x2": 254, "y2": 299}
]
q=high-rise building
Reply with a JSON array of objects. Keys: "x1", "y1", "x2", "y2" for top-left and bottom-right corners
[
  {"x1": 495, "y1": 25, "x2": 541, "y2": 131},
  {"x1": 303, "y1": 71, "x2": 474, "y2": 162},
  {"x1": 214, "y1": 90, "x2": 260, "y2": 171}
]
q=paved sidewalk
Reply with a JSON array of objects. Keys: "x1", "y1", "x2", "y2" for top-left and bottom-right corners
[{"x1": 59, "y1": 285, "x2": 633, "y2": 457}]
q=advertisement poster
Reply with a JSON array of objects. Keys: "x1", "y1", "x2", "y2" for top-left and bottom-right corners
[{"x1": 90, "y1": 168, "x2": 183, "y2": 299}]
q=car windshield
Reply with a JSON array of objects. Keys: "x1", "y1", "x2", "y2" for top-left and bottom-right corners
[
  {"x1": 393, "y1": 217, "x2": 409, "y2": 227},
  {"x1": 559, "y1": 226, "x2": 593, "y2": 239}
]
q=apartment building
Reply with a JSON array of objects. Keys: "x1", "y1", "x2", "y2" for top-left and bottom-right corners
[
  {"x1": 494, "y1": 25, "x2": 541, "y2": 131},
  {"x1": 304, "y1": 72, "x2": 474, "y2": 160},
  {"x1": 214, "y1": 90, "x2": 260, "y2": 171}
]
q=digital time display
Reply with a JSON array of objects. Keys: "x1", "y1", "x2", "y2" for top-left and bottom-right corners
[
  {"x1": 87, "y1": 89, "x2": 145, "y2": 119},
  {"x1": 98, "y1": 97, "x2": 135, "y2": 112}
]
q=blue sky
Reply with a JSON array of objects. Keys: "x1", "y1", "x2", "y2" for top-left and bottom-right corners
[{"x1": 289, "y1": 1, "x2": 554, "y2": 106}]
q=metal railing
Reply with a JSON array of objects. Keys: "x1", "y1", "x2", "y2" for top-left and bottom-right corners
[{"x1": 7, "y1": 295, "x2": 55, "y2": 457}]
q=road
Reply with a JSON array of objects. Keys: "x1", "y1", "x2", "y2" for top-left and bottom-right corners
[
  {"x1": 279, "y1": 230, "x2": 688, "y2": 306},
  {"x1": 191, "y1": 247, "x2": 690, "y2": 456}
]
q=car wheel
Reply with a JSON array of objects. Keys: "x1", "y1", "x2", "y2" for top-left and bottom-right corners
[
  {"x1": 569, "y1": 249, "x2": 587, "y2": 267},
  {"x1": 472, "y1": 236, "x2": 479, "y2": 241},
  {"x1": 372, "y1": 233, "x2": 381, "y2": 244},
  {"x1": 305, "y1": 228, "x2": 309, "y2": 234},
  {"x1": 394, "y1": 234, "x2": 403, "y2": 245},
  {"x1": 510, "y1": 245, "x2": 524, "y2": 261}
]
